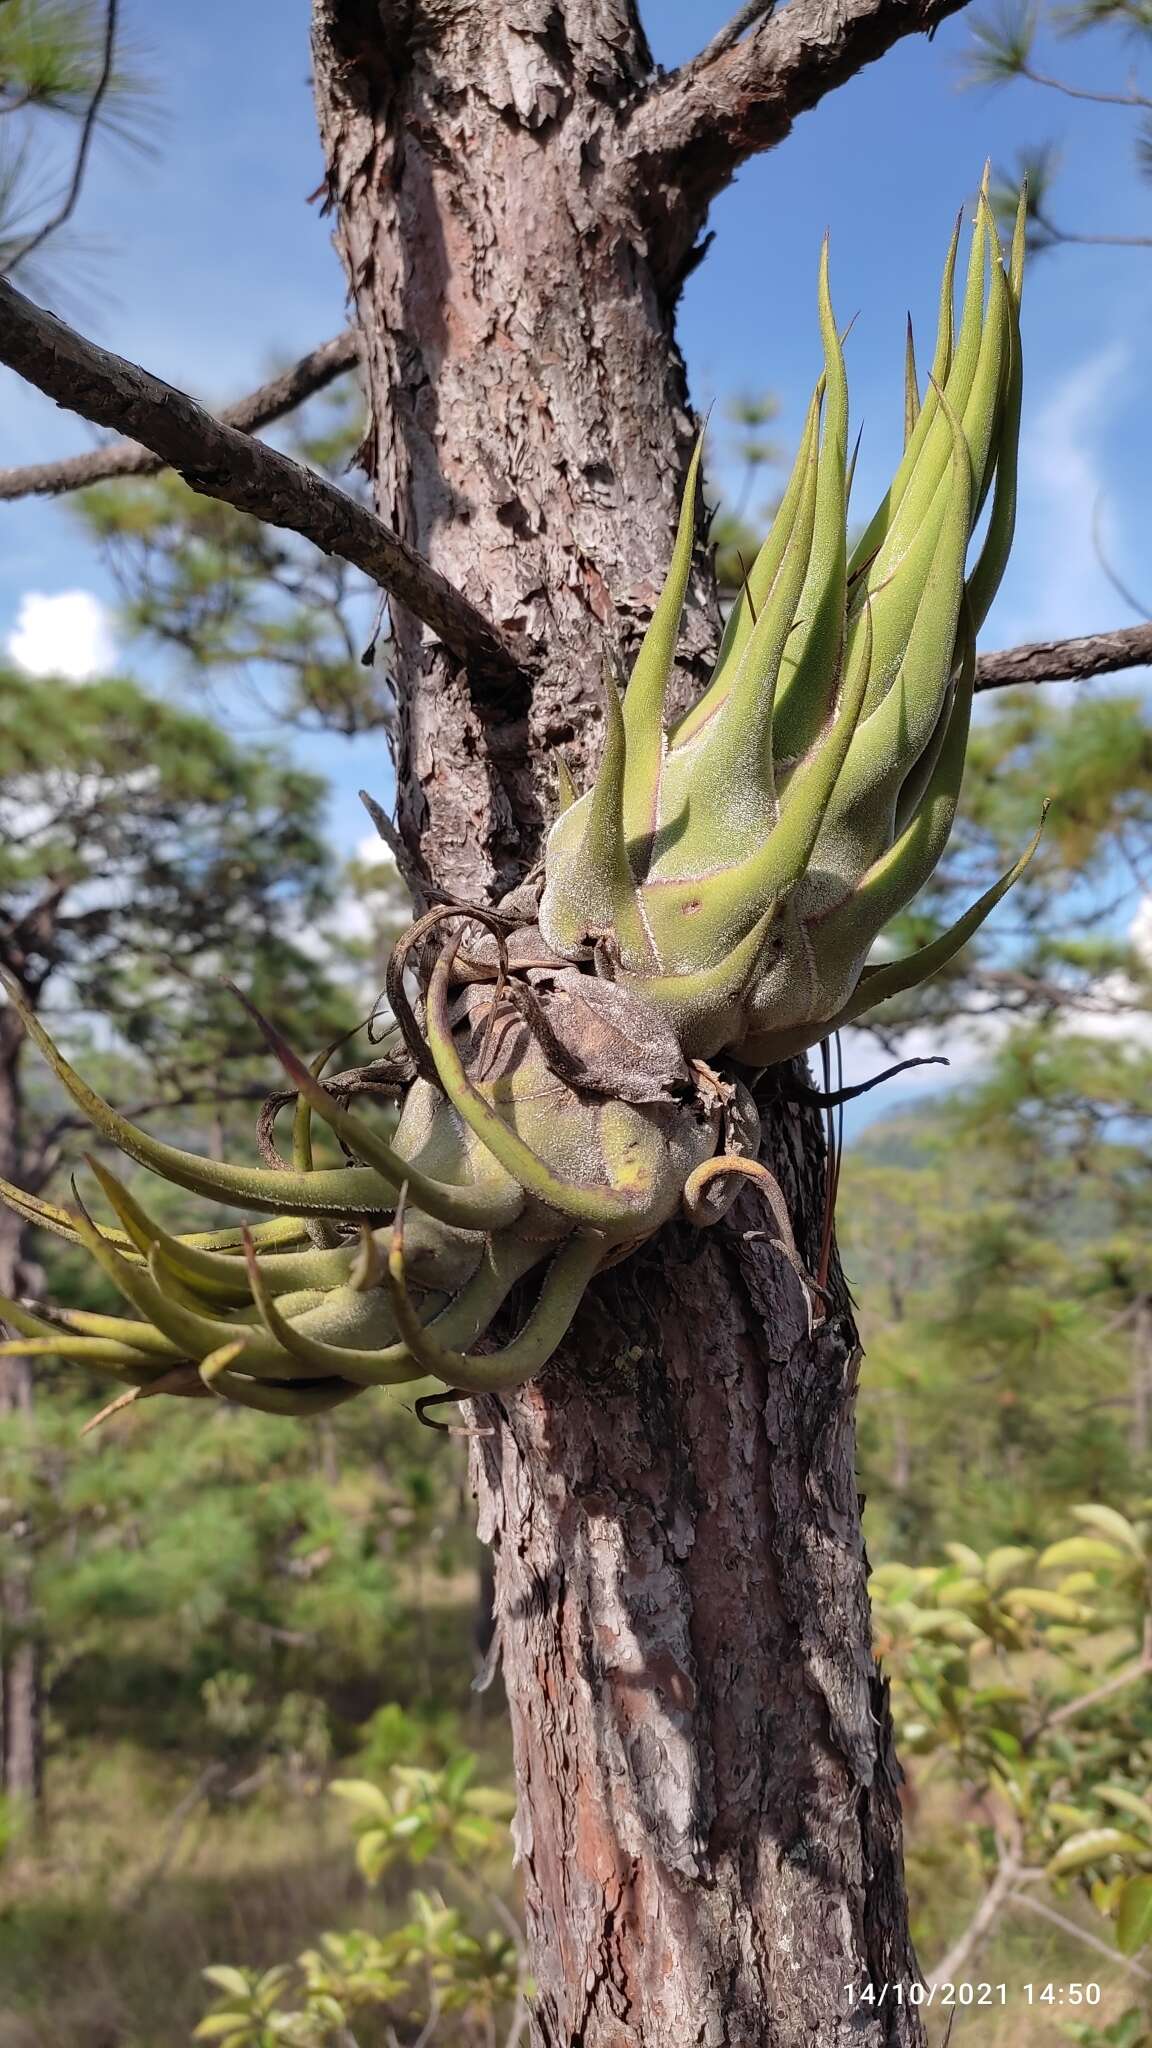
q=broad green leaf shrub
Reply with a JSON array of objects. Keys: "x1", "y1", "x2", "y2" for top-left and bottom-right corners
[
  {"x1": 196, "y1": 1745, "x2": 520, "y2": 2047},
  {"x1": 872, "y1": 1501, "x2": 1152, "y2": 1968}
]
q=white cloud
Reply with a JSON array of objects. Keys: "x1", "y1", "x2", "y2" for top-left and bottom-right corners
[
  {"x1": 839, "y1": 1002, "x2": 1011, "y2": 1114},
  {"x1": 7, "y1": 589, "x2": 116, "y2": 680},
  {"x1": 1009, "y1": 344, "x2": 1130, "y2": 648},
  {"x1": 1131, "y1": 896, "x2": 1152, "y2": 971},
  {"x1": 1066, "y1": 894, "x2": 1152, "y2": 1049}
]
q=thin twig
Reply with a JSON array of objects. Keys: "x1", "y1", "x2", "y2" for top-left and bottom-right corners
[
  {"x1": 1033, "y1": 203, "x2": 1152, "y2": 250},
  {"x1": 0, "y1": 327, "x2": 361, "y2": 499},
  {"x1": 1009, "y1": 1890, "x2": 1152, "y2": 1980},
  {"x1": 1092, "y1": 497, "x2": 1152, "y2": 622},
  {"x1": 117, "y1": 1761, "x2": 228, "y2": 1908},
  {"x1": 5, "y1": 0, "x2": 119, "y2": 276},
  {"x1": 1032, "y1": 1654, "x2": 1152, "y2": 1743},
  {"x1": 928, "y1": 1836, "x2": 1025, "y2": 1988},
  {"x1": 1020, "y1": 61, "x2": 1152, "y2": 111},
  {"x1": 0, "y1": 276, "x2": 530, "y2": 689},
  {"x1": 504, "y1": 1982, "x2": 530, "y2": 2048},
  {"x1": 406, "y1": 1994, "x2": 443, "y2": 2048}
]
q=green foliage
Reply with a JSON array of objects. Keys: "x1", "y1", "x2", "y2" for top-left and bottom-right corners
[
  {"x1": 965, "y1": 2, "x2": 1041, "y2": 84},
  {"x1": 331, "y1": 1753, "x2": 514, "y2": 1883},
  {"x1": 196, "y1": 1749, "x2": 522, "y2": 2048},
  {"x1": 0, "y1": 666, "x2": 336, "y2": 1038},
  {"x1": 0, "y1": 1358, "x2": 482, "y2": 1754},
  {"x1": 0, "y1": 0, "x2": 143, "y2": 121},
  {"x1": 187, "y1": 1499, "x2": 1152, "y2": 2048},
  {"x1": 963, "y1": 0, "x2": 1152, "y2": 252},
  {"x1": 0, "y1": 0, "x2": 154, "y2": 295},
  {"x1": 873, "y1": 1502, "x2": 1152, "y2": 1972},
  {"x1": 844, "y1": 1023, "x2": 1152, "y2": 1554},
  {"x1": 541, "y1": 196, "x2": 1029, "y2": 1063},
  {"x1": 1065, "y1": 2012, "x2": 1152, "y2": 2048}
]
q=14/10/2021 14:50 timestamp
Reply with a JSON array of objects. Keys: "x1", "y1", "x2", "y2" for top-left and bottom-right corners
[{"x1": 843, "y1": 1982, "x2": 1103, "y2": 2009}]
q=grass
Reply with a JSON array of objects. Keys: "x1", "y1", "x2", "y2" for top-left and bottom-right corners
[
  {"x1": 1, "y1": 1738, "x2": 1145, "y2": 2047},
  {"x1": 0, "y1": 1747, "x2": 380, "y2": 2046},
  {"x1": 0, "y1": 1712, "x2": 517, "y2": 2048}
]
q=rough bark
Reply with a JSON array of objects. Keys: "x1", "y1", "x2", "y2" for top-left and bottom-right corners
[
  {"x1": 624, "y1": 0, "x2": 970, "y2": 294},
  {"x1": 473, "y1": 1148, "x2": 915, "y2": 2046},
  {"x1": 312, "y1": 4, "x2": 923, "y2": 2040},
  {"x1": 311, "y1": 0, "x2": 712, "y2": 900},
  {"x1": 974, "y1": 622, "x2": 1152, "y2": 692}
]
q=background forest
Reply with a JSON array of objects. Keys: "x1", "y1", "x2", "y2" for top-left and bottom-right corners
[{"x1": 1, "y1": 0, "x2": 1151, "y2": 2044}]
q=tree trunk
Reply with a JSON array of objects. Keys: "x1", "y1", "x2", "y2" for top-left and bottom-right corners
[
  {"x1": 0, "y1": 1007, "x2": 43, "y2": 1815},
  {"x1": 312, "y1": 6, "x2": 922, "y2": 2040}
]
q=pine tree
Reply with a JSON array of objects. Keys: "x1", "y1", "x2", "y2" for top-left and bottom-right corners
[
  {"x1": 2, "y1": 3, "x2": 1152, "y2": 2039},
  {"x1": 0, "y1": 664, "x2": 344, "y2": 1810}
]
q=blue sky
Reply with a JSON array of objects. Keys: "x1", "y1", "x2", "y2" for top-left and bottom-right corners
[{"x1": 1, "y1": 0, "x2": 1149, "y2": 1127}]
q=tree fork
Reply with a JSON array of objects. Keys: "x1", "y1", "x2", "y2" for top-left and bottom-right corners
[{"x1": 311, "y1": 2, "x2": 923, "y2": 2039}]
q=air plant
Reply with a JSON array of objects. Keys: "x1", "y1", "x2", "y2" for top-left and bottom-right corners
[{"x1": 0, "y1": 186, "x2": 1038, "y2": 1426}]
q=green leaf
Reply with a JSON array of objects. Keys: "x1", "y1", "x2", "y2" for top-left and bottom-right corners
[
  {"x1": 1049, "y1": 1804, "x2": 1097, "y2": 1830},
  {"x1": 1097, "y1": 1786, "x2": 1152, "y2": 1831},
  {"x1": 1118, "y1": 1878, "x2": 1152, "y2": 1956},
  {"x1": 329, "y1": 1778, "x2": 393, "y2": 1818},
  {"x1": 464, "y1": 1786, "x2": 517, "y2": 1817},
  {"x1": 201, "y1": 1968, "x2": 256, "y2": 1999},
  {"x1": 354, "y1": 1831, "x2": 391, "y2": 1883},
  {"x1": 390, "y1": 1811, "x2": 428, "y2": 1838},
  {"x1": 1001, "y1": 1587, "x2": 1093, "y2": 1623},
  {"x1": 1090, "y1": 1874, "x2": 1127, "y2": 1918},
  {"x1": 1048, "y1": 1828, "x2": 1149, "y2": 1876},
  {"x1": 441, "y1": 1751, "x2": 477, "y2": 1800},
  {"x1": 984, "y1": 1544, "x2": 1035, "y2": 1591},
  {"x1": 1071, "y1": 1505, "x2": 1144, "y2": 1557},
  {"x1": 1038, "y1": 1537, "x2": 1127, "y2": 1571}
]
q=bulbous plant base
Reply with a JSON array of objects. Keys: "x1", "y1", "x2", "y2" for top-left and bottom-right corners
[
  {"x1": 0, "y1": 187, "x2": 1039, "y2": 1446},
  {"x1": 0, "y1": 907, "x2": 819, "y2": 1431}
]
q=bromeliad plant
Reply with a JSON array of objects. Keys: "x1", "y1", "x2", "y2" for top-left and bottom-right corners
[{"x1": 0, "y1": 188, "x2": 1039, "y2": 1425}]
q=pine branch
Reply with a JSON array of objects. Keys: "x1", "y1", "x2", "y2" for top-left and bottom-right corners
[
  {"x1": 3, "y1": 296, "x2": 1147, "y2": 706},
  {"x1": 1032, "y1": 205, "x2": 1152, "y2": 249},
  {"x1": 0, "y1": 327, "x2": 361, "y2": 498},
  {"x1": 5, "y1": 0, "x2": 119, "y2": 276},
  {"x1": 625, "y1": 0, "x2": 969, "y2": 290},
  {"x1": 0, "y1": 276, "x2": 531, "y2": 689},
  {"x1": 1019, "y1": 60, "x2": 1152, "y2": 108},
  {"x1": 975, "y1": 622, "x2": 1152, "y2": 691}
]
